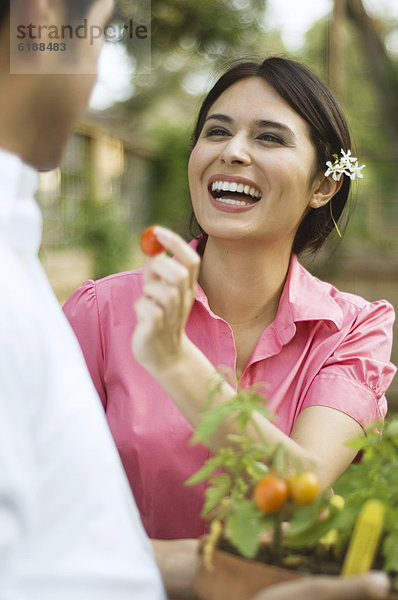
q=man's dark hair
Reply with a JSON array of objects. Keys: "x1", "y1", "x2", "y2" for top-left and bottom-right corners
[
  {"x1": 0, "y1": 3, "x2": 9, "y2": 30},
  {"x1": 0, "y1": 0, "x2": 98, "y2": 31},
  {"x1": 65, "y1": 0, "x2": 98, "y2": 23},
  {"x1": 190, "y1": 57, "x2": 352, "y2": 256}
]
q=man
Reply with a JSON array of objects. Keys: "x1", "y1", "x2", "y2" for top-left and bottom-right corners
[
  {"x1": 0, "y1": 0, "x2": 391, "y2": 598},
  {"x1": 0, "y1": 1, "x2": 168, "y2": 598}
]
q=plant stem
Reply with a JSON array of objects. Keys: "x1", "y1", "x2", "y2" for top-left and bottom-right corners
[
  {"x1": 272, "y1": 512, "x2": 283, "y2": 562},
  {"x1": 249, "y1": 414, "x2": 270, "y2": 449}
]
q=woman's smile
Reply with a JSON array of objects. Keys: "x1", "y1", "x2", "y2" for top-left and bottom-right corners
[{"x1": 208, "y1": 173, "x2": 262, "y2": 212}]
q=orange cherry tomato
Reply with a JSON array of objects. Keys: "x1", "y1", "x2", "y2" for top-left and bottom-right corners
[
  {"x1": 254, "y1": 475, "x2": 289, "y2": 514},
  {"x1": 287, "y1": 472, "x2": 320, "y2": 506},
  {"x1": 140, "y1": 226, "x2": 165, "y2": 256}
]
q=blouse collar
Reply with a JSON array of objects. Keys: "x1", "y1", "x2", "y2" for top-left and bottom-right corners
[{"x1": 190, "y1": 237, "x2": 344, "y2": 339}]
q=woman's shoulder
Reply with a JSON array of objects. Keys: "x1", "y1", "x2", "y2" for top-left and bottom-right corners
[
  {"x1": 296, "y1": 259, "x2": 395, "y2": 328},
  {"x1": 63, "y1": 268, "x2": 144, "y2": 317},
  {"x1": 92, "y1": 268, "x2": 145, "y2": 296},
  {"x1": 318, "y1": 274, "x2": 393, "y2": 317}
]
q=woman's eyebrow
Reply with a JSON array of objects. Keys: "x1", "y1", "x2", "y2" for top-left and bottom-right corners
[
  {"x1": 205, "y1": 114, "x2": 233, "y2": 124},
  {"x1": 204, "y1": 114, "x2": 295, "y2": 139},
  {"x1": 254, "y1": 120, "x2": 295, "y2": 139}
]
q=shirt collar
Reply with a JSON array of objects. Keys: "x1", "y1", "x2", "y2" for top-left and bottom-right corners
[
  {"x1": 0, "y1": 148, "x2": 41, "y2": 255},
  {"x1": 190, "y1": 238, "x2": 344, "y2": 336},
  {"x1": 285, "y1": 254, "x2": 344, "y2": 329}
]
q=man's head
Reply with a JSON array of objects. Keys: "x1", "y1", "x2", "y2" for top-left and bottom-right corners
[{"x1": 0, "y1": 0, "x2": 114, "y2": 171}]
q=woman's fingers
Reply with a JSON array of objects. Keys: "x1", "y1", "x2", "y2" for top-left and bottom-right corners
[
  {"x1": 141, "y1": 227, "x2": 201, "y2": 324},
  {"x1": 142, "y1": 278, "x2": 183, "y2": 322},
  {"x1": 143, "y1": 256, "x2": 194, "y2": 322},
  {"x1": 251, "y1": 572, "x2": 390, "y2": 600},
  {"x1": 145, "y1": 254, "x2": 191, "y2": 293},
  {"x1": 154, "y1": 226, "x2": 201, "y2": 289},
  {"x1": 133, "y1": 226, "x2": 201, "y2": 372},
  {"x1": 134, "y1": 296, "x2": 164, "y2": 334}
]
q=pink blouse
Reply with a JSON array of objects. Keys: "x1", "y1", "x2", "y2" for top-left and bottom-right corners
[{"x1": 63, "y1": 249, "x2": 396, "y2": 540}]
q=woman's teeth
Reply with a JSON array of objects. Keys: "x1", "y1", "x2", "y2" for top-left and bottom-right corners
[
  {"x1": 216, "y1": 197, "x2": 252, "y2": 206},
  {"x1": 211, "y1": 180, "x2": 262, "y2": 200}
]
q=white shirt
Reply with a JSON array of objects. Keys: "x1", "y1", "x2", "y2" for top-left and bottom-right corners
[{"x1": 0, "y1": 148, "x2": 167, "y2": 600}]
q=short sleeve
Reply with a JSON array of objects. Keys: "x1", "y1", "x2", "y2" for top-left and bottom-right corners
[
  {"x1": 302, "y1": 300, "x2": 396, "y2": 427},
  {"x1": 63, "y1": 281, "x2": 107, "y2": 409}
]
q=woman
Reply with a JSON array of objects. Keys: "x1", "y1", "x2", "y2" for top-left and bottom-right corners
[{"x1": 64, "y1": 57, "x2": 396, "y2": 541}]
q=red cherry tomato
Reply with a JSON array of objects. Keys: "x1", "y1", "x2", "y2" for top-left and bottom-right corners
[
  {"x1": 254, "y1": 475, "x2": 289, "y2": 514},
  {"x1": 140, "y1": 226, "x2": 165, "y2": 256}
]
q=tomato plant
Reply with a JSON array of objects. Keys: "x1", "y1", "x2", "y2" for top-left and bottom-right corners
[
  {"x1": 186, "y1": 379, "x2": 398, "y2": 589},
  {"x1": 287, "y1": 472, "x2": 320, "y2": 506},
  {"x1": 140, "y1": 226, "x2": 165, "y2": 256},
  {"x1": 254, "y1": 475, "x2": 288, "y2": 514},
  {"x1": 185, "y1": 383, "x2": 318, "y2": 561}
]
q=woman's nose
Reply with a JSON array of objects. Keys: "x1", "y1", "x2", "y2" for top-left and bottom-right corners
[{"x1": 220, "y1": 134, "x2": 252, "y2": 165}]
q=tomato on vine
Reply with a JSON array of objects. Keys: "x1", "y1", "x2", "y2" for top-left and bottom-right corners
[
  {"x1": 254, "y1": 475, "x2": 289, "y2": 514},
  {"x1": 287, "y1": 472, "x2": 320, "y2": 506},
  {"x1": 140, "y1": 226, "x2": 165, "y2": 256}
]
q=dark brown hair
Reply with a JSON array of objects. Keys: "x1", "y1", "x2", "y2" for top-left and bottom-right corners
[
  {"x1": 0, "y1": 3, "x2": 8, "y2": 29},
  {"x1": 0, "y1": 0, "x2": 98, "y2": 31},
  {"x1": 64, "y1": 0, "x2": 98, "y2": 23},
  {"x1": 190, "y1": 57, "x2": 352, "y2": 255}
]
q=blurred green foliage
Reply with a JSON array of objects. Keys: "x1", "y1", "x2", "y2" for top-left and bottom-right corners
[
  {"x1": 77, "y1": 197, "x2": 131, "y2": 280},
  {"x1": 118, "y1": 0, "x2": 270, "y2": 120},
  {"x1": 146, "y1": 125, "x2": 192, "y2": 238},
  {"x1": 297, "y1": 9, "x2": 398, "y2": 273}
]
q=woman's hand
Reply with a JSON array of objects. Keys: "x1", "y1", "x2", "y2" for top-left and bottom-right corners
[
  {"x1": 251, "y1": 572, "x2": 390, "y2": 600},
  {"x1": 152, "y1": 538, "x2": 200, "y2": 600},
  {"x1": 132, "y1": 227, "x2": 201, "y2": 375}
]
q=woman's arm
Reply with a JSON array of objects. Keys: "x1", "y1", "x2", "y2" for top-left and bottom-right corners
[
  {"x1": 135, "y1": 319, "x2": 361, "y2": 488},
  {"x1": 132, "y1": 227, "x2": 362, "y2": 490}
]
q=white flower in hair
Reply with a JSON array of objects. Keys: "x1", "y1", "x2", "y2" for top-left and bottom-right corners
[{"x1": 325, "y1": 148, "x2": 365, "y2": 181}]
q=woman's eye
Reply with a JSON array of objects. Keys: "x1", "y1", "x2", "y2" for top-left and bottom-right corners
[
  {"x1": 205, "y1": 127, "x2": 230, "y2": 137},
  {"x1": 258, "y1": 133, "x2": 283, "y2": 144}
]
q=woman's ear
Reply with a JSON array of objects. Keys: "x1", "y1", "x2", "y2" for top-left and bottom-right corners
[{"x1": 308, "y1": 174, "x2": 343, "y2": 209}]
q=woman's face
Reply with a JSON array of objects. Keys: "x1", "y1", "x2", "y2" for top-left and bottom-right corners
[{"x1": 188, "y1": 76, "x2": 322, "y2": 251}]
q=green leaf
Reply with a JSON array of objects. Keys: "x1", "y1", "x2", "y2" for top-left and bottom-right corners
[
  {"x1": 237, "y1": 411, "x2": 250, "y2": 432},
  {"x1": 226, "y1": 433, "x2": 247, "y2": 445},
  {"x1": 185, "y1": 456, "x2": 223, "y2": 486},
  {"x1": 287, "y1": 501, "x2": 324, "y2": 536},
  {"x1": 382, "y1": 531, "x2": 398, "y2": 573},
  {"x1": 219, "y1": 447, "x2": 239, "y2": 470},
  {"x1": 202, "y1": 474, "x2": 232, "y2": 517},
  {"x1": 271, "y1": 443, "x2": 290, "y2": 473},
  {"x1": 230, "y1": 477, "x2": 249, "y2": 501},
  {"x1": 244, "y1": 459, "x2": 268, "y2": 480},
  {"x1": 254, "y1": 403, "x2": 276, "y2": 422},
  {"x1": 287, "y1": 501, "x2": 337, "y2": 548},
  {"x1": 226, "y1": 500, "x2": 262, "y2": 559},
  {"x1": 191, "y1": 403, "x2": 233, "y2": 445},
  {"x1": 384, "y1": 419, "x2": 398, "y2": 439}
]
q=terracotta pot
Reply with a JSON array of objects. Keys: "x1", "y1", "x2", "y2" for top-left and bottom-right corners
[
  {"x1": 192, "y1": 546, "x2": 398, "y2": 600},
  {"x1": 193, "y1": 547, "x2": 301, "y2": 600}
]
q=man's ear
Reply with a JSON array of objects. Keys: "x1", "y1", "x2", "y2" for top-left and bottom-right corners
[{"x1": 308, "y1": 174, "x2": 343, "y2": 209}]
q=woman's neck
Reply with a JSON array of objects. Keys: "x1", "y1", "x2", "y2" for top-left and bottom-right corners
[{"x1": 198, "y1": 236, "x2": 292, "y2": 327}]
